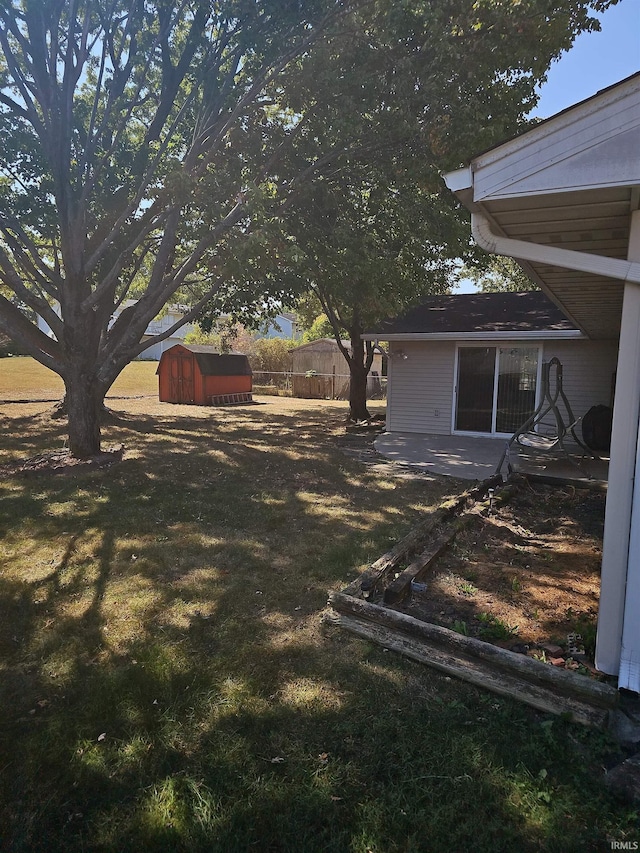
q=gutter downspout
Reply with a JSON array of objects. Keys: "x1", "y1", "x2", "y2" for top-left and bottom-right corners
[
  {"x1": 472, "y1": 210, "x2": 640, "y2": 681},
  {"x1": 471, "y1": 213, "x2": 640, "y2": 284}
]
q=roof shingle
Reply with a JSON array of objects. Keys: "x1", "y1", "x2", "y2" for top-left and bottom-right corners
[{"x1": 369, "y1": 291, "x2": 577, "y2": 336}]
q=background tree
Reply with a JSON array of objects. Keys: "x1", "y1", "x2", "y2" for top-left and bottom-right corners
[
  {"x1": 184, "y1": 321, "x2": 294, "y2": 375},
  {"x1": 0, "y1": 0, "x2": 615, "y2": 452},
  {"x1": 457, "y1": 257, "x2": 537, "y2": 293},
  {"x1": 228, "y1": 0, "x2": 614, "y2": 421},
  {"x1": 0, "y1": 0, "x2": 351, "y2": 456},
  {"x1": 281, "y1": 166, "x2": 459, "y2": 420},
  {"x1": 301, "y1": 312, "x2": 335, "y2": 343}
]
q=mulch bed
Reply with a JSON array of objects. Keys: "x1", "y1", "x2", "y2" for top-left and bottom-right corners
[{"x1": 396, "y1": 480, "x2": 604, "y2": 674}]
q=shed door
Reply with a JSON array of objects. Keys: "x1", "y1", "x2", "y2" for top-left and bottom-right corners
[{"x1": 169, "y1": 352, "x2": 195, "y2": 403}]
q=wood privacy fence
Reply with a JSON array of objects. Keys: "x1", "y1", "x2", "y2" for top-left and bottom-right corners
[{"x1": 252, "y1": 371, "x2": 386, "y2": 400}]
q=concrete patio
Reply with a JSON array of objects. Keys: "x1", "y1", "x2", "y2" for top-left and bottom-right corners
[{"x1": 374, "y1": 431, "x2": 608, "y2": 488}]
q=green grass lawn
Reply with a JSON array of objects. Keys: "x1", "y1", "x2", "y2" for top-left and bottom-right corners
[
  {"x1": 0, "y1": 360, "x2": 637, "y2": 851},
  {"x1": 0, "y1": 355, "x2": 158, "y2": 400}
]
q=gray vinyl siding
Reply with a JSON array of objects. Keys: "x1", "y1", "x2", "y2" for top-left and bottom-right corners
[
  {"x1": 387, "y1": 341, "x2": 455, "y2": 434},
  {"x1": 538, "y1": 339, "x2": 618, "y2": 444},
  {"x1": 541, "y1": 340, "x2": 617, "y2": 412},
  {"x1": 386, "y1": 337, "x2": 618, "y2": 440}
]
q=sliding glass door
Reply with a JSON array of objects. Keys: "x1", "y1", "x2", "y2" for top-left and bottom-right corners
[
  {"x1": 455, "y1": 347, "x2": 495, "y2": 432},
  {"x1": 455, "y1": 345, "x2": 539, "y2": 435},
  {"x1": 495, "y1": 347, "x2": 539, "y2": 433}
]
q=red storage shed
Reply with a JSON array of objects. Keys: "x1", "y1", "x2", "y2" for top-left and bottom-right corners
[{"x1": 157, "y1": 344, "x2": 252, "y2": 405}]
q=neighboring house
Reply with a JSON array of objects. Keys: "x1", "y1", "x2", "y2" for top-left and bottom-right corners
[
  {"x1": 364, "y1": 291, "x2": 617, "y2": 440},
  {"x1": 137, "y1": 305, "x2": 194, "y2": 360},
  {"x1": 36, "y1": 301, "x2": 194, "y2": 360},
  {"x1": 36, "y1": 303, "x2": 61, "y2": 338},
  {"x1": 443, "y1": 72, "x2": 640, "y2": 689},
  {"x1": 204, "y1": 311, "x2": 301, "y2": 343},
  {"x1": 259, "y1": 311, "x2": 301, "y2": 340}
]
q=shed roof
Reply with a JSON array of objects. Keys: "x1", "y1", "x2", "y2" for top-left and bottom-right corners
[
  {"x1": 366, "y1": 291, "x2": 580, "y2": 338},
  {"x1": 161, "y1": 344, "x2": 252, "y2": 375},
  {"x1": 193, "y1": 352, "x2": 252, "y2": 376},
  {"x1": 289, "y1": 338, "x2": 351, "y2": 354}
]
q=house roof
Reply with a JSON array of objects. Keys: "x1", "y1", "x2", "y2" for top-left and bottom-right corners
[
  {"x1": 444, "y1": 73, "x2": 640, "y2": 341},
  {"x1": 465, "y1": 71, "x2": 640, "y2": 163},
  {"x1": 365, "y1": 291, "x2": 582, "y2": 340},
  {"x1": 160, "y1": 344, "x2": 252, "y2": 375}
]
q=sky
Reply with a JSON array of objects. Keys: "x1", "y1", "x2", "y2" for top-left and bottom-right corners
[
  {"x1": 532, "y1": 0, "x2": 640, "y2": 119},
  {"x1": 455, "y1": 0, "x2": 640, "y2": 293}
]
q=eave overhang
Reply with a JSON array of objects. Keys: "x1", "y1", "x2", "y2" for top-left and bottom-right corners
[{"x1": 444, "y1": 73, "x2": 640, "y2": 341}]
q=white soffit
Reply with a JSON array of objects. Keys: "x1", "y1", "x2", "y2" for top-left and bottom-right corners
[
  {"x1": 443, "y1": 76, "x2": 640, "y2": 341},
  {"x1": 472, "y1": 75, "x2": 640, "y2": 202}
]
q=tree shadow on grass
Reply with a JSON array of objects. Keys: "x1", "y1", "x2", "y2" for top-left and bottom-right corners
[
  {"x1": 0, "y1": 584, "x2": 628, "y2": 852},
  {"x1": 0, "y1": 404, "x2": 631, "y2": 852}
]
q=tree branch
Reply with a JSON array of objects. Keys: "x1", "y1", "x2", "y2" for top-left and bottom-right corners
[
  {"x1": 0, "y1": 244, "x2": 63, "y2": 337},
  {"x1": 0, "y1": 293, "x2": 60, "y2": 369},
  {"x1": 313, "y1": 284, "x2": 351, "y2": 365}
]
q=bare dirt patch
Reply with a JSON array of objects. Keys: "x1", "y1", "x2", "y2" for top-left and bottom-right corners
[
  {"x1": 0, "y1": 445, "x2": 124, "y2": 477},
  {"x1": 399, "y1": 479, "x2": 604, "y2": 669}
]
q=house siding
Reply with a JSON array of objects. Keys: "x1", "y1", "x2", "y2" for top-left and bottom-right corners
[
  {"x1": 138, "y1": 335, "x2": 189, "y2": 361},
  {"x1": 541, "y1": 339, "x2": 617, "y2": 413},
  {"x1": 538, "y1": 339, "x2": 618, "y2": 444},
  {"x1": 386, "y1": 338, "x2": 618, "y2": 439},
  {"x1": 387, "y1": 341, "x2": 455, "y2": 434}
]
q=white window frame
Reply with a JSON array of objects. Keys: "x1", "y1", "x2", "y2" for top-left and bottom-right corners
[{"x1": 451, "y1": 342, "x2": 543, "y2": 437}]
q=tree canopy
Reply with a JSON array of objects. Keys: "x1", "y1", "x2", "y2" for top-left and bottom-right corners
[
  {"x1": 0, "y1": 0, "x2": 616, "y2": 453},
  {"x1": 457, "y1": 257, "x2": 538, "y2": 293},
  {"x1": 197, "y1": 0, "x2": 615, "y2": 419}
]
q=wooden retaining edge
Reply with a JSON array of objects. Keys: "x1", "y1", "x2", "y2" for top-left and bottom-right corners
[
  {"x1": 328, "y1": 592, "x2": 618, "y2": 718},
  {"x1": 517, "y1": 471, "x2": 608, "y2": 492},
  {"x1": 341, "y1": 473, "x2": 504, "y2": 598},
  {"x1": 383, "y1": 485, "x2": 520, "y2": 604},
  {"x1": 383, "y1": 524, "x2": 464, "y2": 605},
  {"x1": 325, "y1": 609, "x2": 609, "y2": 728}
]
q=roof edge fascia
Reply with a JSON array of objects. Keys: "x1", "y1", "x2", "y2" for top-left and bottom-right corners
[
  {"x1": 472, "y1": 74, "x2": 640, "y2": 176},
  {"x1": 361, "y1": 330, "x2": 584, "y2": 342}
]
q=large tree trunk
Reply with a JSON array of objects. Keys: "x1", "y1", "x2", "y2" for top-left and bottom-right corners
[
  {"x1": 64, "y1": 368, "x2": 105, "y2": 459},
  {"x1": 348, "y1": 329, "x2": 371, "y2": 422}
]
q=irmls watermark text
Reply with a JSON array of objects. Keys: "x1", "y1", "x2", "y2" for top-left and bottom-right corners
[{"x1": 610, "y1": 842, "x2": 639, "y2": 850}]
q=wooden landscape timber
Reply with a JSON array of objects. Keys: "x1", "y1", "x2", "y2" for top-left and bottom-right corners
[
  {"x1": 330, "y1": 475, "x2": 618, "y2": 726},
  {"x1": 325, "y1": 606, "x2": 612, "y2": 727},
  {"x1": 380, "y1": 481, "x2": 523, "y2": 605},
  {"x1": 341, "y1": 473, "x2": 503, "y2": 599},
  {"x1": 382, "y1": 526, "x2": 463, "y2": 605}
]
